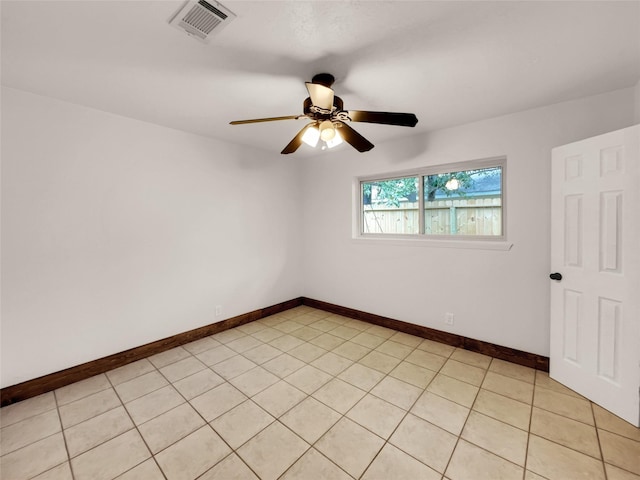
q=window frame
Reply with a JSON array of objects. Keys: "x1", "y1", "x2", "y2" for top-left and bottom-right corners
[{"x1": 354, "y1": 156, "x2": 509, "y2": 248}]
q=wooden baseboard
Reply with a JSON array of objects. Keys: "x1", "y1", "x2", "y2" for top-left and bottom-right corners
[
  {"x1": 302, "y1": 297, "x2": 550, "y2": 372},
  {"x1": 0, "y1": 297, "x2": 303, "y2": 407},
  {"x1": 1, "y1": 296, "x2": 549, "y2": 407}
]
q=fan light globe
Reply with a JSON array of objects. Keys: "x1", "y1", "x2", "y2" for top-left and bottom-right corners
[
  {"x1": 319, "y1": 120, "x2": 336, "y2": 141},
  {"x1": 301, "y1": 125, "x2": 320, "y2": 147}
]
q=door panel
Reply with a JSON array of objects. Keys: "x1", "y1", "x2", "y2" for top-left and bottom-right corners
[{"x1": 550, "y1": 125, "x2": 639, "y2": 427}]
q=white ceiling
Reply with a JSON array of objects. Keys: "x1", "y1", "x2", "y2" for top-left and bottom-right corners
[{"x1": 2, "y1": 1, "x2": 639, "y2": 155}]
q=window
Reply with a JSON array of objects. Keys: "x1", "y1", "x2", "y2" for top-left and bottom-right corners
[{"x1": 359, "y1": 157, "x2": 505, "y2": 240}]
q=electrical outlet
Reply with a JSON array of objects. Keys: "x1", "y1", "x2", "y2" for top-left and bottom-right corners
[
  {"x1": 445, "y1": 312, "x2": 455, "y2": 325},
  {"x1": 215, "y1": 305, "x2": 222, "y2": 316}
]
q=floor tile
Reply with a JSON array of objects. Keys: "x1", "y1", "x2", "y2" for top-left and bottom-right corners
[
  {"x1": 311, "y1": 351, "x2": 353, "y2": 376},
  {"x1": 230, "y1": 366, "x2": 280, "y2": 396},
  {"x1": 450, "y1": 348, "x2": 492, "y2": 369},
  {"x1": 148, "y1": 347, "x2": 191, "y2": 369},
  {"x1": 427, "y1": 374, "x2": 479, "y2": 408},
  {"x1": 417, "y1": 339, "x2": 455, "y2": 357},
  {"x1": 593, "y1": 404, "x2": 640, "y2": 441},
  {"x1": 346, "y1": 394, "x2": 406, "y2": 439},
  {"x1": 411, "y1": 391, "x2": 470, "y2": 435},
  {"x1": 598, "y1": 429, "x2": 640, "y2": 475},
  {"x1": 309, "y1": 332, "x2": 346, "y2": 350},
  {"x1": 604, "y1": 463, "x2": 640, "y2": 480},
  {"x1": 242, "y1": 343, "x2": 283, "y2": 364},
  {"x1": 446, "y1": 439, "x2": 523, "y2": 480},
  {"x1": 32, "y1": 462, "x2": 73, "y2": 480},
  {"x1": 315, "y1": 418, "x2": 384, "y2": 478},
  {"x1": 212, "y1": 328, "x2": 246, "y2": 344},
  {"x1": 405, "y1": 349, "x2": 447, "y2": 371},
  {"x1": 366, "y1": 324, "x2": 396, "y2": 339},
  {"x1": 237, "y1": 321, "x2": 267, "y2": 335},
  {"x1": 71, "y1": 429, "x2": 150, "y2": 480},
  {"x1": 482, "y1": 371, "x2": 534, "y2": 404},
  {"x1": 198, "y1": 453, "x2": 258, "y2": 480},
  {"x1": 530, "y1": 407, "x2": 601, "y2": 458},
  {"x1": 359, "y1": 350, "x2": 401, "y2": 374},
  {"x1": 237, "y1": 422, "x2": 309, "y2": 480},
  {"x1": 472, "y1": 389, "x2": 531, "y2": 431},
  {"x1": 227, "y1": 335, "x2": 264, "y2": 354},
  {"x1": 0, "y1": 392, "x2": 56, "y2": 428},
  {"x1": 280, "y1": 448, "x2": 351, "y2": 480},
  {"x1": 155, "y1": 426, "x2": 231, "y2": 480},
  {"x1": 269, "y1": 334, "x2": 305, "y2": 352},
  {"x1": 115, "y1": 458, "x2": 165, "y2": 479},
  {"x1": 362, "y1": 443, "x2": 441, "y2": 480},
  {"x1": 138, "y1": 403, "x2": 205, "y2": 454},
  {"x1": 172, "y1": 368, "x2": 225, "y2": 400},
  {"x1": 285, "y1": 365, "x2": 332, "y2": 394},
  {"x1": 310, "y1": 319, "x2": 342, "y2": 332},
  {"x1": 115, "y1": 371, "x2": 169, "y2": 403},
  {"x1": 273, "y1": 320, "x2": 304, "y2": 334},
  {"x1": 488, "y1": 358, "x2": 535, "y2": 383},
  {"x1": 389, "y1": 332, "x2": 423, "y2": 348},
  {"x1": 527, "y1": 434, "x2": 606, "y2": 480},
  {"x1": 55, "y1": 374, "x2": 111, "y2": 406},
  {"x1": 533, "y1": 386, "x2": 594, "y2": 425},
  {"x1": 331, "y1": 341, "x2": 371, "y2": 361},
  {"x1": 389, "y1": 361, "x2": 436, "y2": 389},
  {"x1": 250, "y1": 326, "x2": 284, "y2": 343},
  {"x1": 58, "y1": 387, "x2": 122, "y2": 429},
  {"x1": 1, "y1": 408, "x2": 61, "y2": 455},
  {"x1": 125, "y1": 385, "x2": 184, "y2": 425},
  {"x1": 370, "y1": 375, "x2": 422, "y2": 410},
  {"x1": 351, "y1": 331, "x2": 386, "y2": 349},
  {"x1": 190, "y1": 382, "x2": 247, "y2": 421},
  {"x1": 211, "y1": 400, "x2": 275, "y2": 449},
  {"x1": 159, "y1": 356, "x2": 206, "y2": 383},
  {"x1": 343, "y1": 319, "x2": 371, "y2": 331},
  {"x1": 461, "y1": 411, "x2": 528, "y2": 466},
  {"x1": 262, "y1": 353, "x2": 305, "y2": 378},
  {"x1": 181, "y1": 336, "x2": 220, "y2": 355},
  {"x1": 252, "y1": 380, "x2": 307, "y2": 417},
  {"x1": 288, "y1": 342, "x2": 327, "y2": 363},
  {"x1": 389, "y1": 413, "x2": 457, "y2": 473},
  {"x1": 211, "y1": 355, "x2": 257, "y2": 380},
  {"x1": 313, "y1": 378, "x2": 366, "y2": 414},
  {"x1": 375, "y1": 340, "x2": 414, "y2": 359},
  {"x1": 196, "y1": 344, "x2": 237, "y2": 366},
  {"x1": 535, "y1": 371, "x2": 584, "y2": 398},
  {"x1": 0, "y1": 432, "x2": 68, "y2": 480},
  {"x1": 338, "y1": 363, "x2": 385, "y2": 391},
  {"x1": 280, "y1": 397, "x2": 342, "y2": 444},
  {"x1": 64, "y1": 406, "x2": 133, "y2": 457},
  {"x1": 106, "y1": 359, "x2": 155, "y2": 386},
  {"x1": 289, "y1": 326, "x2": 323, "y2": 341},
  {"x1": 441, "y1": 358, "x2": 486, "y2": 386}
]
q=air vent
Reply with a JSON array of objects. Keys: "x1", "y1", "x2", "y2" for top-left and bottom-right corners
[{"x1": 168, "y1": 0, "x2": 236, "y2": 43}]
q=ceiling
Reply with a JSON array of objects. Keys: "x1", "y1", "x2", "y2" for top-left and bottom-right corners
[{"x1": 2, "y1": 1, "x2": 639, "y2": 155}]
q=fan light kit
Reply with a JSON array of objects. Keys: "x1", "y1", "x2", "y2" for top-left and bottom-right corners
[{"x1": 230, "y1": 73, "x2": 418, "y2": 154}]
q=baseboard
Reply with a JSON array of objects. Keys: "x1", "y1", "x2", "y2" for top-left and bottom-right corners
[
  {"x1": 0, "y1": 297, "x2": 303, "y2": 407},
  {"x1": 1, "y1": 296, "x2": 549, "y2": 407},
  {"x1": 302, "y1": 297, "x2": 550, "y2": 372}
]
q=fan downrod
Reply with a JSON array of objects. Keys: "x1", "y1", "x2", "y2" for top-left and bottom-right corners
[{"x1": 311, "y1": 73, "x2": 335, "y2": 88}]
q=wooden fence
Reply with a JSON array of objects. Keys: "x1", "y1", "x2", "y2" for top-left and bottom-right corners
[{"x1": 363, "y1": 196, "x2": 502, "y2": 235}]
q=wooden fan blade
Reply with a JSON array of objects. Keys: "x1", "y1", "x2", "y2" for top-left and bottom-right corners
[
  {"x1": 281, "y1": 124, "x2": 314, "y2": 154},
  {"x1": 305, "y1": 83, "x2": 334, "y2": 111},
  {"x1": 347, "y1": 111, "x2": 418, "y2": 127},
  {"x1": 230, "y1": 115, "x2": 300, "y2": 125},
  {"x1": 337, "y1": 122, "x2": 374, "y2": 152}
]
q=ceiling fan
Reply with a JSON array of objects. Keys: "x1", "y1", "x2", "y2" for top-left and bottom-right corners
[{"x1": 229, "y1": 73, "x2": 418, "y2": 154}]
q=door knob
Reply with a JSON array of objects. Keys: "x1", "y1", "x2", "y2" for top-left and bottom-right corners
[{"x1": 549, "y1": 272, "x2": 562, "y2": 281}]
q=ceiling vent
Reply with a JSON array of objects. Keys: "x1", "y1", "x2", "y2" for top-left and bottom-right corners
[{"x1": 168, "y1": 0, "x2": 236, "y2": 43}]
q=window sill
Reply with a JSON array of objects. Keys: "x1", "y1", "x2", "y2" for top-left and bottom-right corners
[{"x1": 352, "y1": 236, "x2": 513, "y2": 251}]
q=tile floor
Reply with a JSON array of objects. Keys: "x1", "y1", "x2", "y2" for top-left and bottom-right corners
[{"x1": 1, "y1": 306, "x2": 639, "y2": 480}]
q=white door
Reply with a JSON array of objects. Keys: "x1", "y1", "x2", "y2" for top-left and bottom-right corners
[{"x1": 550, "y1": 124, "x2": 639, "y2": 427}]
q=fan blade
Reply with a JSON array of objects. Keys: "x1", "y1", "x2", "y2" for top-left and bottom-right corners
[
  {"x1": 230, "y1": 115, "x2": 301, "y2": 125},
  {"x1": 337, "y1": 122, "x2": 374, "y2": 152},
  {"x1": 347, "y1": 111, "x2": 418, "y2": 127},
  {"x1": 305, "y1": 83, "x2": 334, "y2": 111},
  {"x1": 281, "y1": 124, "x2": 314, "y2": 154}
]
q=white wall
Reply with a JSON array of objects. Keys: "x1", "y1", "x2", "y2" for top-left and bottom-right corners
[
  {"x1": 301, "y1": 87, "x2": 636, "y2": 356},
  {"x1": 635, "y1": 79, "x2": 640, "y2": 123},
  {"x1": 1, "y1": 87, "x2": 303, "y2": 387}
]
